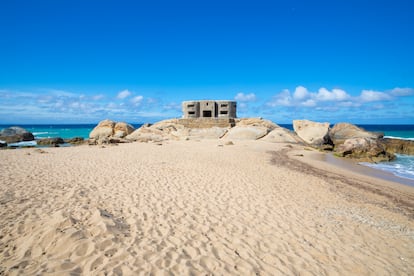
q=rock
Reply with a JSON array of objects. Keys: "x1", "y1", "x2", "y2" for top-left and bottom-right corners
[
  {"x1": 224, "y1": 125, "x2": 269, "y2": 140},
  {"x1": 89, "y1": 119, "x2": 116, "y2": 140},
  {"x1": 0, "y1": 127, "x2": 35, "y2": 143},
  {"x1": 382, "y1": 138, "x2": 414, "y2": 155},
  {"x1": 108, "y1": 137, "x2": 130, "y2": 144},
  {"x1": 261, "y1": 127, "x2": 304, "y2": 144},
  {"x1": 293, "y1": 120, "x2": 330, "y2": 146},
  {"x1": 235, "y1": 118, "x2": 278, "y2": 130},
  {"x1": 188, "y1": 127, "x2": 228, "y2": 139},
  {"x1": 113, "y1": 122, "x2": 135, "y2": 138},
  {"x1": 37, "y1": 137, "x2": 65, "y2": 146},
  {"x1": 329, "y1": 123, "x2": 382, "y2": 146},
  {"x1": 126, "y1": 126, "x2": 168, "y2": 142},
  {"x1": 64, "y1": 137, "x2": 85, "y2": 145},
  {"x1": 334, "y1": 137, "x2": 395, "y2": 162}
]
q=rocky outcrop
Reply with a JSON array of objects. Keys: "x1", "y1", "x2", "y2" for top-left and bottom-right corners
[
  {"x1": 382, "y1": 138, "x2": 414, "y2": 155},
  {"x1": 64, "y1": 137, "x2": 85, "y2": 145},
  {"x1": 89, "y1": 120, "x2": 135, "y2": 143},
  {"x1": 335, "y1": 137, "x2": 395, "y2": 162},
  {"x1": 235, "y1": 118, "x2": 278, "y2": 129},
  {"x1": 224, "y1": 126, "x2": 269, "y2": 140},
  {"x1": 222, "y1": 118, "x2": 277, "y2": 140},
  {"x1": 89, "y1": 120, "x2": 116, "y2": 140},
  {"x1": 114, "y1": 122, "x2": 135, "y2": 138},
  {"x1": 37, "y1": 137, "x2": 65, "y2": 147},
  {"x1": 293, "y1": 120, "x2": 330, "y2": 146},
  {"x1": 261, "y1": 127, "x2": 304, "y2": 144},
  {"x1": 125, "y1": 125, "x2": 168, "y2": 143},
  {"x1": 329, "y1": 123, "x2": 382, "y2": 146},
  {"x1": 0, "y1": 127, "x2": 35, "y2": 143},
  {"x1": 188, "y1": 127, "x2": 228, "y2": 139}
]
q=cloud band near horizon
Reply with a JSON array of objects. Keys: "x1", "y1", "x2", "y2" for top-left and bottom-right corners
[{"x1": 0, "y1": 86, "x2": 413, "y2": 124}]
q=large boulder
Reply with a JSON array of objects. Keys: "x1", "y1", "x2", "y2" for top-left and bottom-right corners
[
  {"x1": 261, "y1": 127, "x2": 304, "y2": 144},
  {"x1": 335, "y1": 137, "x2": 395, "y2": 162},
  {"x1": 293, "y1": 120, "x2": 330, "y2": 146},
  {"x1": 382, "y1": 138, "x2": 414, "y2": 155},
  {"x1": 125, "y1": 125, "x2": 169, "y2": 143},
  {"x1": 329, "y1": 123, "x2": 382, "y2": 146},
  {"x1": 235, "y1": 118, "x2": 278, "y2": 130},
  {"x1": 37, "y1": 137, "x2": 65, "y2": 147},
  {"x1": 224, "y1": 125, "x2": 269, "y2": 140},
  {"x1": 188, "y1": 127, "x2": 228, "y2": 139},
  {"x1": 89, "y1": 120, "x2": 116, "y2": 140},
  {"x1": 0, "y1": 126, "x2": 35, "y2": 143},
  {"x1": 113, "y1": 122, "x2": 135, "y2": 138},
  {"x1": 64, "y1": 137, "x2": 85, "y2": 145}
]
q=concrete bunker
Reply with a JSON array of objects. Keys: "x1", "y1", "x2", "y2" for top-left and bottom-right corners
[{"x1": 182, "y1": 100, "x2": 237, "y2": 119}]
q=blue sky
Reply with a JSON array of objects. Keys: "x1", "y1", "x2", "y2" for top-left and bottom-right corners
[{"x1": 1, "y1": 0, "x2": 413, "y2": 124}]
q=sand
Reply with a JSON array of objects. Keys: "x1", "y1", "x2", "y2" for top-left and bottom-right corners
[{"x1": 1, "y1": 140, "x2": 413, "y2": 275}]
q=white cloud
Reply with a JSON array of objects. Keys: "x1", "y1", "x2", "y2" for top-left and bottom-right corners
[
  {"x1": 92, "y1": 94, "x2": 105, "y2": 100},
  {"x1": 268, "y1": 86, "x2": 351, "y2": 107},
  {"x1": 390, "y1": 87, "x2": 414, "y2": 96},
  {"x1": 117, "y1": 89, "x2": 132, "y2": 99},
  {"x1": 359, "y1": 90, "x2": 392, "y2": 102},
  {"x1": 131, "y1": 95, "x2": 144, "y2": 105},
  {"x1": 301, "y1": 99, "x2": 317, "y2": 107},
  {"x1": 267, "y1": 89, "x2": 292, "y2": 107},
  {"x1": 293, "y1": 86, "x2": 309, "y2": 100},
  {"x1": 235, "y1": 92, "x2": 256, "y2": 102},
  {"x1": 316, "y1": 88, "x2": 350, "y2": 101}
]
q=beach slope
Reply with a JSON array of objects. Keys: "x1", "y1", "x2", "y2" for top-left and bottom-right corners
[{"x1": 1, "y1": 140, "x2": 413, "y2": 275}]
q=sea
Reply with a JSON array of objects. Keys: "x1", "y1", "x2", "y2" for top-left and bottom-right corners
[
  {"x1": 282, "y1": 124, "x2": 414, "y2": 183},
  {"x1": 1, "y1": 123, "x2": 414, "y2": 182}
]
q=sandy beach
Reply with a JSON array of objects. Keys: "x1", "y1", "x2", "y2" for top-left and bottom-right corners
[{"x1": 1, "y1": 140, "x2": 413, "y2": 275}]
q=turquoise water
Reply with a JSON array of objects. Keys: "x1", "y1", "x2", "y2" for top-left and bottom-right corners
[{"x1": 0, "y1": 124, "x2": 143, "y2": 139}]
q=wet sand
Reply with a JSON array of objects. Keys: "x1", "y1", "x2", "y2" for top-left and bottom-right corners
[{"x1": 1, "y1": 140, "x2": 413, "y2": 275}]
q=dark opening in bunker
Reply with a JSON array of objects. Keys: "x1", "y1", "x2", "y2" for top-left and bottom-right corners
[{"x1": 203, "y1": 110, "x2": 212, "y2": 117}]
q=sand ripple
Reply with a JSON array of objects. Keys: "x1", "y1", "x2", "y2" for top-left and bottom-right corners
[{"x1": 1, "y1": 140, "x2": 413, "y2": 275}]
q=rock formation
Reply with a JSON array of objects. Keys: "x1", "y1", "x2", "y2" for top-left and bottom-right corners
[
  {"x1": 88, "y1": 118, "x2": 411, "y2": 164},
  {"x1": 0, "y1": 126, "x2": 35, "y2": 143},
  {"x1": 37, "y1": 137, "x2": 65, "y2": 147},
  {"x1": 122, "y1": 117, "x2": 296, "y2": 143},
  {"x1": 114, "y1": 122, "x2": 135, "y2": 138},
  {"x1": 329, "y1": 123, "x2": 382, "y2": 146},
  {"x1": 64, "y1": 137, "x2": 85, "y2": 145},
  {"x1": 89, "y1": 120, "x2": 135, "y2": 144},
  {"x1": 89, "y1": 120, "x2": 116, "y2": 140},
  {"x1": 382, "y1": 138, "x2": 414, "y2": 155},
  {"x1": 293, "y1": 120, "x2": 330, "y2": 146},
  {"x1": 261, "y1": 127, "x2": 304, "y2": 144},
  {"x1": 334, "y1": 137, "x2": 395, "y2": 162}
]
